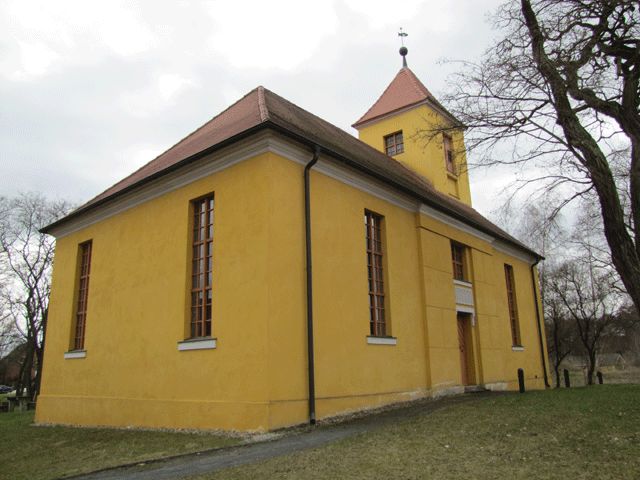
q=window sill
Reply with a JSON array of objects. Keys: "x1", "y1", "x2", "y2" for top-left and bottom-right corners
[
  {"x1": 64, "y1": 350, "x2": 87, "y2": 359},
  {"x1": 453, "y1": 279, "x2": 472, "y2": 287},
  {"x1": 367, "y1": 336, "x2": 397, "y2": 346},
  {"x1": 177, "y1": 337, "x2": 217, "y2": 351},
  {"x1": 447, "y1": 171, "x2": 458, "y2": 180},
  {"x1": 512, "y1": 346, "x2": 524, "y2": 352}
]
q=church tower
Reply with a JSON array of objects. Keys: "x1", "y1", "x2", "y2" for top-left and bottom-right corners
[{"x1": 353, "y1": 44, "x2": 472, "y2": 205}]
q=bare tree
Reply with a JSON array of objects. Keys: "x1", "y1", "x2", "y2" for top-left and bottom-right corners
[
  {"x1": 0, "y1": 281, "x2": 18, "y2": 360},
  {"x1": 0, "y1": 193, "x2": 71, "y2": 398},
  {"x1": 431, "y1": 1, "x2": 640, "y2": 312},
  {"x1": 496, "y1": 194, "x2": 566, "y2": 261},
  {"x1": 547, "y1": 257, "x2": 623, "y2": 385},
  {"x1": 543, "y1": 286, "x2": 576, "y2": 387}
]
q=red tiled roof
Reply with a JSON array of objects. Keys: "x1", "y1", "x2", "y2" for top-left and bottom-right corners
[
  {"x1": 43, "y1": 85, "x2": 537, "y2": 258},
  {"x1": 352, "y1": 67, "x2": 458, "y2": 128},
  {"x1": 87, "y1": 88, "x2": 267, "y2": 206}
]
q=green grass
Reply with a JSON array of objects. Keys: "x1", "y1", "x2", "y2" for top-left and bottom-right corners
[
  {"x1": 194, "y1": 385, "x2": 640, "y2": 480},
  {"x1": 554, "y1": 366, "x2": 640, "y2": 387},
  {"x1": 0, "y1": 412, "x2": 240, "y2": 480}
]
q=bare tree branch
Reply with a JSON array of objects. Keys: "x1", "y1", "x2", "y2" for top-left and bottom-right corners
[
  {"x1": 428, "y1": 0, "x2": 640, "y2": 312},
  {"x1": 0, "y1": 193, "x2": 72, "y2": 398}
]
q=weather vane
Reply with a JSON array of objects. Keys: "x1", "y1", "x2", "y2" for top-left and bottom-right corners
[
  {"x1": 398, "y1": 28, "x2": 408, "y2": 46},
  {"x1": 398, "y1": 28, "x2": 408, "y2": 67}
]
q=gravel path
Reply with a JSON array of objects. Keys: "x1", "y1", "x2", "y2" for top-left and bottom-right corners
[{"x1": 65, "y1": 392, "x2": 496, "y2": 480}]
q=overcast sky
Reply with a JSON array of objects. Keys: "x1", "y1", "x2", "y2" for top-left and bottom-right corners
[{"x1": 0, "y1": 0, "x2": 509, "y2": 214}]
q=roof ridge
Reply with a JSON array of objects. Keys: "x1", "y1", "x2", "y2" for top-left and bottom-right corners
[
  {"x1": 257, "y1": 86, "x2": 270, "y2": 121},
  {"x1": 352, "y1": 69, "x2": 402, "y2": 127},
  {"x1": 351, "y1": 67, "x2": 437, "y2": 129}
]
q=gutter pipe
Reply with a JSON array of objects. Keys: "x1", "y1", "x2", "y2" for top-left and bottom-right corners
[
  {"x1": 531, "y1": 258, "x2": 550, "y2": 388},
  {"x1": 304, "y1": 145, "x2": 321, "y2": 425}
]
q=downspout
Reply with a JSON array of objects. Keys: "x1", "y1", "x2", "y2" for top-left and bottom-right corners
[
  {"x1": 304, "y1": 145, "x2": 321, "y2": 425},
  {"x1": 531, "y1": 258, "x2": 550, "y2": 388}
]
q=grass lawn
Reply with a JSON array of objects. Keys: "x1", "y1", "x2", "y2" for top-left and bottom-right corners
[
  {"x1": 553, "y1": 366, "x2": 640, "y2": 387},
  {"x1": 1, "y1": 412, "x2": 239, "y2": 480},
  {"x1": 194, "y1": 385, "x2": 640, "y2": 480}
]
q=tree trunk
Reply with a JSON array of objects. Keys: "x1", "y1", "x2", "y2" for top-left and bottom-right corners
[
  {"x1": 21, "y1": 344, "x2": 34, "y2": 399},
  {"x1": 586, "y1": 351, "x2": 596, "y2": 386},
  {"x1": 554, "y1": 362, "x2": 561, "y2": 388},
  {"x1": 34, "y1": 309, "x2": 48, "y2": 399},
  {"x1": 521, "y1": 0, "x2": 640, "y2": 314},
  {"x1": 15, "y1": 356, "x2": 26, "y2": 395}
]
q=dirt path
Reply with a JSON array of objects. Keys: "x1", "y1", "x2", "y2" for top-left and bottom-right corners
[{"x1": 66, "y1": 392, "x2": 496, "y2": 480}]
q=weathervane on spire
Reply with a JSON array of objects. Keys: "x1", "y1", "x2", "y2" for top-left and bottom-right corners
[{"x1": 398, "y1": 28, "x2": 408, "y2": 67}]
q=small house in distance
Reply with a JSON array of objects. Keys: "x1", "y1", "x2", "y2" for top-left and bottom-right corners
[{"x1": 37, "y1": 49, "x2": 550, "y2": 431}]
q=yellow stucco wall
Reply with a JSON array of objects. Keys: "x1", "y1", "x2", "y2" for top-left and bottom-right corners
[
  {"x1": 38, "y1": 152, "x2": 279, "y2": 431},
  {"x1": 416, "y1": 213, "x2": 547, "y2": 392},
  {"x1": 356, "y1": 105, "x2": 472, "y2": 205},
  {"x1": 309, "y1": 170, "x2": 430, "y2": 418},
  {"x1": 37, "y1": 145, "x2": 548, "y2": 432}
]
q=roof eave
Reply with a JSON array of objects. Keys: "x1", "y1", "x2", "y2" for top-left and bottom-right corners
[
  {"x1": 352, "y1": 98, "x2": 463, "y2": 130},
  {"x1": 264, "y1": 122, "x2": 540, "y2": 260},
  {"x1": 42, "y1": 120, "x2": 540, "y2": 260},
  {"x1": 40, "y1": 122, "x2": 272, "y2": 235}
]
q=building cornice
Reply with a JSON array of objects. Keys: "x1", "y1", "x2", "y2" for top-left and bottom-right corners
[
  {"x1": 46, "y1": 130, "x2": 538, "y2": 264},
  {"x1": 46, "y1": 131, "x2": 278, "y2": 238}
]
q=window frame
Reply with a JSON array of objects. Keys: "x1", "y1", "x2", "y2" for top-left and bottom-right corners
[
  {"x1": 384, "y1": 131, "x2": 404, "y2": 156},
  {"x1": 72, "y1": 240, "x2": 92, "y2": 351},
  {"x1": 504, "y1": 264, "x2": 522, "y2": 347},
  {"x1": 443, "y1": 133, "x2": 456, "y2": 175},
  {"x1": 365, "y1": 210, "x2": 388, "y2": 337},
  {"x1": 189, "y1": 194, "x2": 215, "y2": 340},
  {"x1": 451, "y1": 242, "x2": 467, "y2": 282}
]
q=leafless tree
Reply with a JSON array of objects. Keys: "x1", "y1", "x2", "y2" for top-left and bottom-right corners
[
  {"x1": 547, "y1": 257, "x2": 623, "y2": 385},
  {"x1": 0, "y1": 299, "x2": 19, "y2": 360},
  {"x1": 543, "y1": 287, "x2": 576, "y2": 387},
  {"x1": 497, "y1": 196, "x2": 574, "y2": 386},
  {"x1": 0, "y1": 193, "x2": 71, "y2": 398},
  {"x1": 430, "y1": 1, "x2": 640, "y2": 312}
]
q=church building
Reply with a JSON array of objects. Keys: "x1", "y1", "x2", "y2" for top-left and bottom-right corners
[{"x1": 36, "y1": 48, "x2": 550, "y2": 431}]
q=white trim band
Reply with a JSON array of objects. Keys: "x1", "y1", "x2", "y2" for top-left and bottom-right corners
[
  {"x1": 177, "y1": 338, "x2": 217, "y2": 351},
  {"x1": 64, "y1": 350, "x2": 87, "y2": 359},
  {"x1": 512, "y1": 346, "x2": 525, "y2": 352},
  {"x1": 315, "y1": 158, "x2": 418, "y2": 212},
  {"x1": 48, "y1": 129, "x2": 537, "y2": 266},
  {"x1": 367, "y1": 336, "x2": 398, "y2": 346},
  {"x1": 48, "y1": 132, "x2": 279, "y2": 238},
  {"x1": 493, "y1": 239, "x2": 537, "y2": 265}
]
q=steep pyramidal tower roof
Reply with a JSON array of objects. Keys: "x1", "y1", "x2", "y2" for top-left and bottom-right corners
[
  {"x1": 353, "y1": 67, "x2": 432, "y2": 127},
  {"x1": 352, "y1": 67, "x2": 458, "y2": 128}
]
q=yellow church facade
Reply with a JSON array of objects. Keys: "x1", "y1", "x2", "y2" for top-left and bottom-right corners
[{"x1": 36, "y1": 63, "x2": 549, "y2": 432}]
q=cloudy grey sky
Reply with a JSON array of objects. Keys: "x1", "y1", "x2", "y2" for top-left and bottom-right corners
[{"x1": 0, "y1": 0, "x2": 508, "y2": 214}]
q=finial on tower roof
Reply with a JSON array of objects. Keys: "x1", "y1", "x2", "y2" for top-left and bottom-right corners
[{"x1": 398, "y1": 28, "x2": 408, "y2": 67}]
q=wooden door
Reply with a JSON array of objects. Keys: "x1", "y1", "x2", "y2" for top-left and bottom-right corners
[
  {"x1": 457, "y1": 313, "x2": 476, "y2": 385},
  {"x1": 457, "y1": 315, "x2": 468, "y2": 385}
]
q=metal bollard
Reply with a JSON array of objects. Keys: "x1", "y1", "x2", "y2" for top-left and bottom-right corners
[
  {"x1": 517, "y1": 368, "x2": 525, "y2": 393},
  {"x1": 563, "y1": 369, "x2": 571, "y2": 388},
  {"x1": 597, "y1": 371, "x2": 604, "y2": 385}
]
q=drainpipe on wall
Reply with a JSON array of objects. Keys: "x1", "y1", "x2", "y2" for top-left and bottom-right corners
[
  {"x1": 304, "y1": 145, "x2": 321, "y2": 425},
  {"x1": 531, "y1": 258, "x2": 550, "y2": 388}
]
